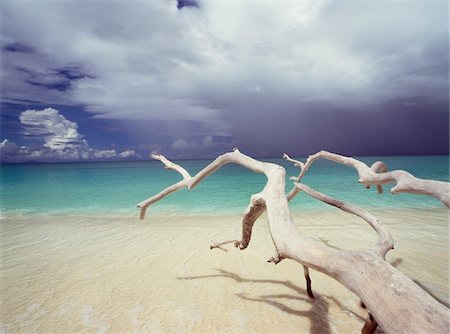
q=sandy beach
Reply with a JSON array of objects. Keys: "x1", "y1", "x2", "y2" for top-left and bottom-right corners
[
  {"x1": 2, "y1": 0, "x2": 448, "y2": 332},
  {"x1": 1, "y1": 208, "x2": 448, "y2": 333}
]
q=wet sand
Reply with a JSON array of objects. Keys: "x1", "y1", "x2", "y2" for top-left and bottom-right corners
[{"x1": 1, "y1": 208, "x2": 448, "y2": 333}]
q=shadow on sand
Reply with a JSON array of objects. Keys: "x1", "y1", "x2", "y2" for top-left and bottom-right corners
[
  {"x1": 178, "y1": 269, "x2": 369, "y2": 334},
  {"x1": 389, "y1": 258, "x2": 449, "y2": 307}
]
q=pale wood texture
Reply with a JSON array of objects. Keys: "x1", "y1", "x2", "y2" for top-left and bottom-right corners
[
  {"x1": 287, "y1": 150, "x2": 450, "y2": 207},
  {"x1": 138, "y1": 149, "x2": 450, "y2": 334}
]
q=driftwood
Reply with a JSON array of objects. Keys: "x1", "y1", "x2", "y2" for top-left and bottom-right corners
[
  {"x1": 137, "y1": 149, "x2": 449, "y2": 334},
  {"x1": 285, "y1": 150, "x2": 450, "y2": 207}
]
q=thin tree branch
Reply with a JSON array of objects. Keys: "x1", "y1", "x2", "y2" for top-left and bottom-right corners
[
  {"x1": 137, "y1": 181, "x2": 185, "y2": 220},
  {"x1": 209, "y1": 239, "x2": 240, "y2": 252},
  {"x1": 288, "y1": 150, "x2": 450, "y2": 207},
  {"x1": 137, "y1": 148, "x2": 267, "y2": 219},
  {"x1": 151, "y1": 154, "x2": 192, "y2": 181},
  {"x1": 295, "y1": 183, "x2": 394, "y2": 259}
]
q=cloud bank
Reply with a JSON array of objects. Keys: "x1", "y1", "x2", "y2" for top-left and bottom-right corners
[
  {"x1": 1, "y1": 108, "x2": 140, "y2": 162},
  {"x1": 1, "y1": 0, "x2": 448, "y2": 158}
]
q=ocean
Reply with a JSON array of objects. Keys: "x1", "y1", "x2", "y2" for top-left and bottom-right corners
[
  {"x1": 1, "y1": 155, "x2": 448, "y2": 216},
  {"x1": 1, "y1": 155, "x2": 449, "y2": 333}
]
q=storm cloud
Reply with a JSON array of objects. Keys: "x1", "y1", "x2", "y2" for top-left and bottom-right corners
[{"x1": 1, "y1": 0, "x2": 448, "y2": 159}]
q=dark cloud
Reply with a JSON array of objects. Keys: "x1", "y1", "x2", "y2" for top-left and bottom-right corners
[
  {"x1": 177, "y1": 0, "x2": 199, "y2": 10},
  {"x1": 2, "y1": 42, "x2": 34, "y2": 53},
  {"x1": 23, "y1": 65, "x2": 91, "y2": 92},
  {"x1": 0, "y1": 0, "x2": 448, "y2": 161}
]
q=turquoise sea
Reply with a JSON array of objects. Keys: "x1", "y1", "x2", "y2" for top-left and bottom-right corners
[{"x1": 1, "y1": 155, "x2": 449, "y2": 216}]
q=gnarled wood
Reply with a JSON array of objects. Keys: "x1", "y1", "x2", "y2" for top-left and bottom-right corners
[
  {"x1": 139, "y1": 152, "x2": 314, "y2": 297},
  {"x1": 287, "y1": 150, "x2": 450, "y2": 207},
  {"x1": 138, "y1": 149, "x2": 450, "y2": 334}
]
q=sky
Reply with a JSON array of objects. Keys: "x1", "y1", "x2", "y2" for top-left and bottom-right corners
[{"x1": 0, "y1": 0, "x2": 448, "y2": 163}]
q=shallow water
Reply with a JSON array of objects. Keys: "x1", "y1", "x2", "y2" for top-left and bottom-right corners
[
  {"x1": 1, "y1": 155, "x2": 448, "y2": 216},
  {"x1": 1, "y1": 208, "x2": 448, "y2": 333},
  {"x1": 1, "y1": 155, "x2": 448, "y2": 332}
]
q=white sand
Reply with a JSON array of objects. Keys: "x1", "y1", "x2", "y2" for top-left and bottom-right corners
[{"x1": 1, "y1": 208, "x2": 448, "y2": 333}]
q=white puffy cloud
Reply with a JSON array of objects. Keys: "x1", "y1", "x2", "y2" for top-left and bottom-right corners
[
  {"x1": 1, "y1": 138, "x2": 50, "y2": 162},
  {"x1": 92, "y1": 149, "x2": 117, "y2": 159},
  {"x1": 19, "y1": 108, "x2": 90, "y2": 159},
  {"x1": 118, "y1": 149, "x2": 139, "y2": 158},
  {"x1": 1, "y1": 108, "x2": 141, "y2": 162}
]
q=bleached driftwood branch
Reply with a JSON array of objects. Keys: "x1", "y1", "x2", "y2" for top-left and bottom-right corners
[
  {"x1": 138, "y1": 149, "x2": 450, "y2": 334},
  {"x1": 286, "y1": 150, "x2": 450, "y2": 207},
  {"x1": 295, "y1": 183, "x2": 394, "y2": 259},
  {"x1": 294, "y1": 182, "x2": 395, "y2": 331},
  {"x1": 136, "y1": 154, "x2": 192, "y2": 219},
  {"x1": 138, "y1": 151, "x2": 315, "y2": 297}
]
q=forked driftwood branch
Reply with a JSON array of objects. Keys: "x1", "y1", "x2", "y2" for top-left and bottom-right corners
[
  {"x1": 286, "y1": 150, "x2": 450, "y2": 207},
  {"x1": 137, "y1": 149, "x2": 449, "y2": 334}
]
